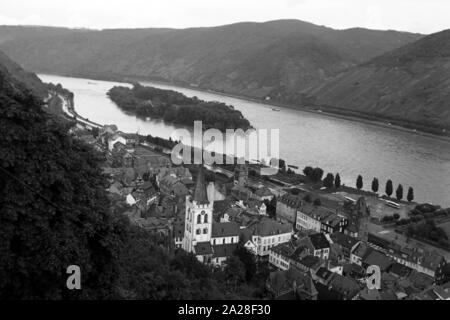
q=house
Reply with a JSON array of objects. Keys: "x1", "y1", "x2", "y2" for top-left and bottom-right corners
[
  {"x1": 244, "y1": 199, "x2": 267, "y2": 216},
  {"x1": 293, "y1": 255, "x2": 325, "y2": 274},
  {"x1": 156, "y1": 166, "x2": 192, "y2": 185},
  {"x1": 388, "y1": 262, "x2": 413, "y2": 279},
  {"x1": 312, "y1": 267, "x2": 336, "y2": 286},
  {"x1": 211, "y1": 222, "x2": 240, "y2": 246},
  {"x1": 315, "y1": 273, "x2": 363, "y2": 300},
  {"x1": 350, "y1": 241, "x2": 370, "y2": 266},
  {"x1": 269, "y1": 241, "x2": 297, "y2": 270},
  {"x1": 266, "y1": 268, "x2": 318, "y2": 300},
  {"x1": 292, "y1": 233, "x2": 331, "y2": 261},
  {"x1": 276, "y1": 193, "x2": 302, "y2": 225},
  {"x1": 254, "y1": 186, "x2": 274, "y2": 201},
  {"x1": 240, "y1": 228, "x2": 257, "y2": 255},
  {"x1": 230, "y1": 184, "x2": 253, "y2": 201},
  {"x1": 159, "y1": 175, "x2": 190, "y2": 198},
  {"x1": 358, "y1": 287, "x2": 397, "y2": 300},
  {"x1": 367, "y1": 233, "x2": 447, "y2": 281},
  {"x1": 343, "y1": 263, "x2": 366, "y2": 280},
  {"x1": 131, "y1": 181, "x2": 158, "y2": 213},
  {"x1": 296, "y1": 203, "x2": 347, "y2": 234},
  {"x1": 362, "y1": 248, "x2": 392, "y2": 272},
  {"x1": 245, "y1": 218, "x2": 293, "y2": 257},
  {"x1": 342, "y1": 197, "x2": 370, "y2": 241},
  {"x1": 432, "y1": 282, "x2": 450, "y2": 300},
  {"x1": 133, "y1": 146, "x2": 171, "y2": 175},
  {"x1": 305, "y1": 233, "x2": 331, "y2": 260},
  {"x1": 329, "y1": 232, "x2": 360, "y2": 262},
  {"x1": 108, "y1": 133, "x2": 127, "y2": 151}
]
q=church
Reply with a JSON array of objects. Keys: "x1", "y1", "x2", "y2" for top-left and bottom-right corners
[{"x1": 182, "y1": 166, "x2": 240, "y2": 267}]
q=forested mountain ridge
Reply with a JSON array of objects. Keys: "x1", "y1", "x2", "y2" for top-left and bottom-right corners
[
  {"x1": 0, "y1": 48, "x2": 47, "y2": 98},
  {"x1": 305, "y1": 29, "x2": 450, "y2": 130},
  {"x1": 0, "y1": 20, "x2": 422, "y2": 101}
]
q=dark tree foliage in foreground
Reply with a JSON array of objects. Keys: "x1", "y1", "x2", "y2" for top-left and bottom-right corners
[
  {"x1": 0, "y1": 70, "x2": 254, "y2": 300},
  {"x1": 233, "y1": 244, "x2": 257, "y2": 282},
  {"x1": 117, "y1": 227, "x2": 225, "y2": 299},
  {"x1": 0, "y1": 72, "x2": 129, "y2": 299}
]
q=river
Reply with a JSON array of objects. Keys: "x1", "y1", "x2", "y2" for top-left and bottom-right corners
[{"x1": 38, "y1": 74, "x2": 450, "y2": 207}]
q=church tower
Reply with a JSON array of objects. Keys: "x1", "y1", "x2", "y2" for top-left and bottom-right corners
[{"x1": 182, "y1": 166, "x2": 214, "y2": 254}]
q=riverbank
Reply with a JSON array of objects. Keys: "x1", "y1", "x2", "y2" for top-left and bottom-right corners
[{"x1": 39, "y1": 71, "x2": 450, "y2": 143}]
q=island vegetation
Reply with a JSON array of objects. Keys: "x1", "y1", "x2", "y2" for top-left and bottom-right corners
[{"x1": 108, "y1": 84, "x2": 252, "y2": 131}]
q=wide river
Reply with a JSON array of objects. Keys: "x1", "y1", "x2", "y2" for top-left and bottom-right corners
[{"x1": 39, "y1": 74, "x2": 450, "y2": 207}]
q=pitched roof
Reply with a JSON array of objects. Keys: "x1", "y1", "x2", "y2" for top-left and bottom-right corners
[
  {"x1": 330, "y1": 232, "x2": 359, "y2": 249},
  {"x1": 213, "y1": 243, "x2": 238, "y2": 258},
  {"x1": 268, "y1": 268, "x2": 317, "y2": 298},
  {"x1": 249, "y1": 218, "x2": 293, "y2": 237},
  {"x1": 352, "y1": 241, "x2": 370, "y2": 258},
  {"x1": 328, "y1": 274, "x2": 362, "y2": 299},
  {"x1": 194, "y1": 242, "x2": 213, "y2": 255},
  {"x1": 389, "y1": 262, "x2": 413, "y2": 278},
  {"x1": 270, "y1": 241, "x2": 297, "y2": 258},
  {"x1": 255, "y1": 187, "x2": 274, "y2": 197},
  {"x1": 362, "y1": 249, "x2": 392, "y2": 271},
  {"x1": 309, "y1": 233, "x2": 330, "y2": 250},
  {"x1": 433, "y1": 282, "x2": 450, "y2": 300},
  {"x1": 278, "y1": 193, "x2": 302, "y2": 208},
  {"x1": 315, "y1": 267, "x2": 335, "y2": 283},
  {"x1": 298, "y1": 255, "x2": 323, "y2": 269},
  {"x1": 193, "y1": 166, "x2": 209, "y2": 204},
  {"x1": 212, "y1": 222, "x2": 240, "y2": 238}
]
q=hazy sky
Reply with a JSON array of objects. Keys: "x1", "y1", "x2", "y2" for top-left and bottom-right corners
[{"x1": 0, "y1": 0, "x2": 448, "y2": 34}]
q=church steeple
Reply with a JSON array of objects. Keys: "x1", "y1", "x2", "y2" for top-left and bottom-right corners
[{"x1": 193, "y1": 165, "x2": 209, "y2": 204}]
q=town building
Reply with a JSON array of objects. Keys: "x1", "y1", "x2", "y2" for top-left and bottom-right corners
[
  {"x1": 181, "y1": 166, "x2": 240, "y2": 267},
  {"x1": 244, "y1": 218, "x2": 293, "y2": 257},
  {"x1": 328, "y1": 232, "x2": 360, "y2": 262},
  {"x1": 296, "y1": 203, "x2": 347, "y2": 234},
  {"x1": 254, "y1": 186, "x2": 275, "y2": 202},
  {"x1": 342, "y1": 197, "x2": 370, "y2": 241},
  {"x1": 276, "y1": 193, "x2": 302, "y2": 225}
]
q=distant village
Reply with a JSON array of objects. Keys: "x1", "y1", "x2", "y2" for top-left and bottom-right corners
[{"x1": 71, "y1": 120, "x2": 450, "y2": 301}]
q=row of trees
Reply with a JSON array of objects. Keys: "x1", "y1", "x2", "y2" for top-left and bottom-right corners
[
  {"x1": 317, "y1": 168, "x2": 415, "y2": 203},
  {"x1": 356, "y1": 175, "x2": 414, "y2": 202}
]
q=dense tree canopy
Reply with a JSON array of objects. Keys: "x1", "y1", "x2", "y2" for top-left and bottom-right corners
[
  {"x1": 0, "y1": 71, "x2": 129, "y2": 299},
  {"x1": 108, "y1": 84, "x2": 252, "y2": 131}
]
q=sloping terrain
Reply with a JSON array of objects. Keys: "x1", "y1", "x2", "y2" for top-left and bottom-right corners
[
  {"x1": 0, "y1": 49, "x2": 47, "y2": 98},
  {"x1": 306, "y1": 30, "x2": 450, "y2": 130},
  {"x1": 0, "y1": 20, "x2": 421, "y2": 101}
]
